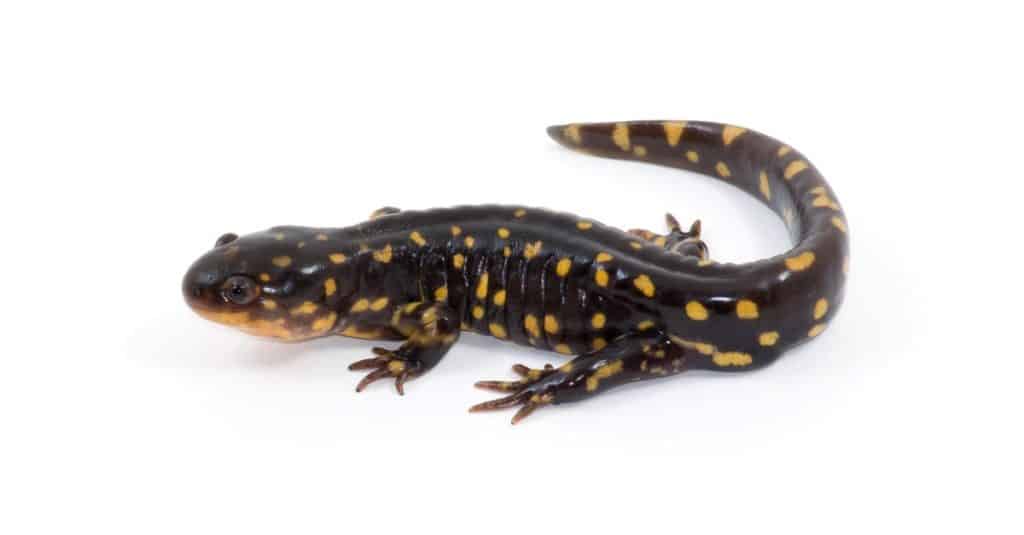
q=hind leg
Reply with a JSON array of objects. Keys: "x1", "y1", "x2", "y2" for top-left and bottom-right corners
[{"x1": 630, "y1": 214, "x2": 709, "y2": 260}]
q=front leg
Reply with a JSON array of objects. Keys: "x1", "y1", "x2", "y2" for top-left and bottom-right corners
[
  {"x1": 470, "y1": 331, "x2": 688, "y2": 424},
  {"x1": 348, "y1": 302, "x2": 460, "y2": 395}
]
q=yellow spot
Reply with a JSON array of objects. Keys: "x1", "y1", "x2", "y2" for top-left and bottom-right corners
[
  {"x1": 592, "y1": 337, "x2": 608, "y2": 351},
  {"x1": 451, "y1": 225, "x2": 462, "y2": 236},
  {"x1": 698, "y1": 259, "x2": 713, "y2": 267},
  {"x1": 576, "y1": 220, "x2": 593, "y2": 230},
  {"x1": 778, "y1": 145, "x2": 792, "y2": 157},
  {"x1": 452, "y1": 253, "x2": 465, "y2": 269},
  {"x1": 685, "y1": 301, "x2": 709, "y2": 321},
  {"x1": 722, "y1": 125, "x2": 747, "y2": 146},
  {"x1": 472, "y1": 305, "x2": 485, "y2": 319},
  {"x1": 493, "y1": 290, "x2": 506, "y2": 306},
  {"x1": 497, "y1": 227, "x2": 510, "y2": 239},
  {"x1": 420, "y1": 307, "x2": 438, "y2": 325},
  {"x1": 404, "y1": 302, "x2": 419, "y2": 314},
  {"x1": 291, "y1": 301, "x2": 318, "y2": 315},
  {"x1": 612, "y1": 123, "x2": 631, "y2": 151},
  {"x1": 636, "y1": 320, "x2": 655, "y2": 331},
  {"x1": 808, "y1": 324, "x2": 827, "y2": 338},
  {"x1": 564, "y1": 124, "x2": 582, "y2": 144},
  {"x1": 272, "y1": 256, "x2": 292, "y2": 268},
  {"x1": 476, "y1": 273, "x2": 489, "y2": 300},
  {"x1": 350, "y1": 299, "x2": 369, "y2": 313},
  {"x1": 591, "y1": 313, "x2": 606, "y2": 329},
  {"x1": 633, "y1": 275, "x2": 655, "y2": 298},
  {"x1": 273, "y1": 233, "x2": 285, "y2": 241},
  {"x1": 524, "y1": 314, "x2": 540, "y2": 338},
  {"x1": 594, "y1": 268, "x2": 609, "y2": 287},
  {"x1": 685, "y1": 150, "x2": 699, "y2": 163},
  {"x1": 595, "y1": 252, "x2": 613, "y2": 263},
  {"x1": 554, "y1": 343, "x2": 572, "y2": 355},
  {"x1": 814, "y1": 298, "x2": 829, "y2": 320},
  {"x1": 312, "y1": 312, "x2": 338, "y2": 333},
  {"x1": 503, "y1": 246, "x2": 511, "y2": 257},
  {"x1": 629, "y1": 241, "x2": 643, "y2": 250},
  {"x1": 340, "y1": 326, "x2": 383, "y2": 340},
  {"x1": 759, "y1": 171, "x2": 771, "y2": 201},
  {"x1": 586, "y1": 360, "x2": 624, "y2": 391},
  {"x1": 409, "y1": 231, "x2": 426, "y2": 246},
  {"x1": 370, "y1": 297, "x2": 389, "y2": 311},
  {"x1": 489, "y1": 323, "x2": 508, "y2": 339},
  {"x1": 386, "y1": 360, "x2": 405, "y2": 373},
  {"x1": 328, "y1": 253, "x2": 347, "y2": 264},
  {"x1": 324, "y1": 278, "x2": 337, "y2": 297},
  {"x1": 373, "y1": 244, "x2": 393, "y2": 263},
  {"x1": 784, "y1": 160, "x2": 809, "y2": 180},
  {"x1": 713, "y1": 352, "x2": 753, "y2": 367},
  {"x1": 759, "y1": 331, "x2": 780, "y2": 347},
  {"x1": 736, "y1": 299, "x2": 759, "y2": 319},
  {"x1": 832, "y1": 216, "x2": 847, "y2": 233},
  {"x1": 524, "y1": 240, "x2": 543, "y2": 259},
  {"x1": 785, "y1": 251, "x2": 816, "y2": 271},
  {"x1": 434, "y1": 286, "x2": 448, "y2": 301},
  {"x1": 556, "y1": 257, "x2": 572, "y2": 277},
  {"x1": 544, "y1": 314, "x2": 559, "y2": 335},
  {"x1": 715, "y1": 161, "x2": 731, "y2": 178},
  {"x1": 316, "y1": 233, "x2": 328, "y2": 241},
  {"x1": 464, "y1": 236, "x2": 475, "y2": 247},
  {"x1": 663, "y1": 121, "x2": 685, "y2": 147},
  {"x1": 261, "y1": 299, "x2": 277, "y2": 310},
  {"x1": 632, "y1": 145, "x2": 647, "y2": 157},
  {"x1": 259, "y1": 273, "x2": 271, "y2": 282},
  {"x1": 514, "y1": 208, "x2": 527, "y2": 218},
  {"x1": 297, "y1": 241, "x2": 305, "y2": 249}
]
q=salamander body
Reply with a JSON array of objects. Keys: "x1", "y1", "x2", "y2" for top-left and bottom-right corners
[{"x1": 183, "y1": 121, "x2": 848, "y2": 423}]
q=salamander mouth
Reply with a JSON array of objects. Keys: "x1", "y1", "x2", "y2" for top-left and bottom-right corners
[{"x1": 188, "y1": 304, "x2": 306, "y2": 341}]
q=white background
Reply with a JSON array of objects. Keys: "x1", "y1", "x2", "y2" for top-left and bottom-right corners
[{"x1": 2, "y1": 1, "x2": 1021, "y2": 533}]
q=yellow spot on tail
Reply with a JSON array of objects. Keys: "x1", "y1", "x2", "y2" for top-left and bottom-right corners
[
  {"x1": 814, "y1": 298, "x2": 829, "y2": 320},
  {"x1": 523, "y1": 240, "x2": 542, "y2": 259},
  {"x1": 565, "y1": 124, "x2": 582, "y2": 144},
  {"x1": 612, "y1": 123, "x2": 631, "y2": 151},
  {"x1": 778, "y1": 145, "x2": 792, "y2": 157},
  {"x1": 685, "y1": 301, "x2": 709, "y2": 320},
  {"x1": 497, "y1": 227, "x2": 510, "y2": 239},
  {"x1": 595, "y1": 268, "x2": 609, "y2": 287},
  {"x1": 524, "y1": 314, "x2": 540, "y2": 338},
  {"x1": 316, "y1": 233, "x2": 328, "y2": 241},
  {"x1": 554, "y1": 343, "x2": 572, "y2": 355},
  {"x1": 736, "y1": 299, "x2": 759, "y2": 319},
  {"x1": 722, "y1": 125, "x2": 747, "y2": 145},
  {"x1": 591, "y1": 313, "x2": 606, "y2": 329},
  {"x1": 328, "y1": 253, "x2": 347, "y2": 264},
  {"x1": 759, "y1": 171, "x2": 771, "y2": 200},
  {"x1": 324, "y1": 278, "x2": 337, "y2": 297},
  {"x1": 514, "y1": 208, "x2": 527, "y2": 218},
  {"x1": 434, "y1": 286, "x2": 448, "y2": 301},
  {"x1": 785, "y1": 251, "x2": 816, "y2": 271},
  {"x1": 592, "y1": 337, "x2": 608, "y2": 351},
  {"x1": 595, "y1": 252, "x2": 613, "y2": 263},
  {"x1": 586, "y1": 360, "x2": 624, "y2": 391},
  {"x1": 784, "y1": 160, "x2": 809, "y2": 180},
  {"x1": 373, "y1": 244, "x2": 393, "y2": 263},
  {"x1": 556, "y1": 257, "x2": 572, "y2": 277},
  {"x1": 261, "y1": 299, "x2": 277, "y2": 310},
  {"x1": 636, "y1": 320, "x2": 655, "y2": 331},
  {"x1": 409, "y1": 231, "x2": 426, "y2": 246},
  {"x1": 259, "y1": 273, "x2": 271, "y2": 282},
  {"x1": 452, "y1": 253, "x2": 465, "y2": 269},
  {"x1": 350, "y1": 299, "x2": 369, "y2": 313},
  {"x1": 715, "y1": 161, "x2": 731, "y2": 178},
  {"x1": 685, "y1": 150, "x2": 699, "y2": 163},
  {"x1": 629, "y1": 241, "x2": 643, "y2": 250},
  {"x1": 272, "y1": 256, "x2": 292, "y2": 268},
  {"x1": 472, "y1": 305, "x2": 484, "y2": 319},
  {"x1": 489, "y1": 323, "x2": 508, "y2": 339},
  {"x1": 370, "y1": 297, "x2": 389, "y2": 311},
  {"x1": 451, "y1": 225, "x2": 462, "y2": 236},
  {"x1": 476, "y1": 273, "x2": 489, "y2": 299},
  {"x1": 544, "y1": 314, "x2": 560, "y2": 334},
  {"x1": 632, "y1": 145, "x2": 647, "y2": 157},
  {"x1": 832, "y1": 216, "x2": 847, "y2": 233},
  {"x1": 576, "y1": 220, "x2": 593, "y2": 230},
  {"x1": 633, "y1": 275, "x2": 655, "y2": 298},
  {"x1": 312, "y1": 312, "x2": 338, "y2": 333},
  {"x1": 759, "y1": 331, "x2": 780, "y2": 346},
  {"x1": 663, "y1": 121, "x2": 685, "y2": 146},
  {"x1": 464, "y1": 236, "x2": 475, "y2": 247},
  {"x1": 291, "y1": 301, "x2": 318, "y2": 315},
  {"x1": 493, "y1": 290, "x2": 506, "y2": 306},
  {"x1": 808, "y1": 324, "x2": 827, "y2": 338},
  {"x1": 713, "y1": 351, "x2": 753, "y2": 367}
]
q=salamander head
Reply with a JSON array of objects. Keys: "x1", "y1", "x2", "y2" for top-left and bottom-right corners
[{"x1": 182, "y1": 228, "x2": 352, "y2": 341}]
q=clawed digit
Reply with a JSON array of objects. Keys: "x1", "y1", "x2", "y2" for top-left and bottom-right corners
[
  {"x1": 348, "y1": 347, "x2": 418, "y2": 395},
  {"x1": 469, "y1": 363, "x2": 559, "y2": 424}
]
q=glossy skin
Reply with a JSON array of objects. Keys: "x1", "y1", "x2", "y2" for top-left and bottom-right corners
[{"x1": 183, "y1": 120, "x2": 849, "y2": 423}]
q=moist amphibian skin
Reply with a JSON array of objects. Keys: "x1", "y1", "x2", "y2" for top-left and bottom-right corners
[{"x1": 183, "y1": 120, "x2": 848, "y2": 424}]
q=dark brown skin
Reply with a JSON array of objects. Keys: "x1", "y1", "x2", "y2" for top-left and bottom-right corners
[{"x1": 183, "y1": 120, "x2": 849, "y2": 424}]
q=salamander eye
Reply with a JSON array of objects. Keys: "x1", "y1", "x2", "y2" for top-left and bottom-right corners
[
  {"x1": 221, "y1": 275, "x2": 259, "y2": 305},
  {"x1": 215, "y1": 233, "x2": 239, "y2": 247}
]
